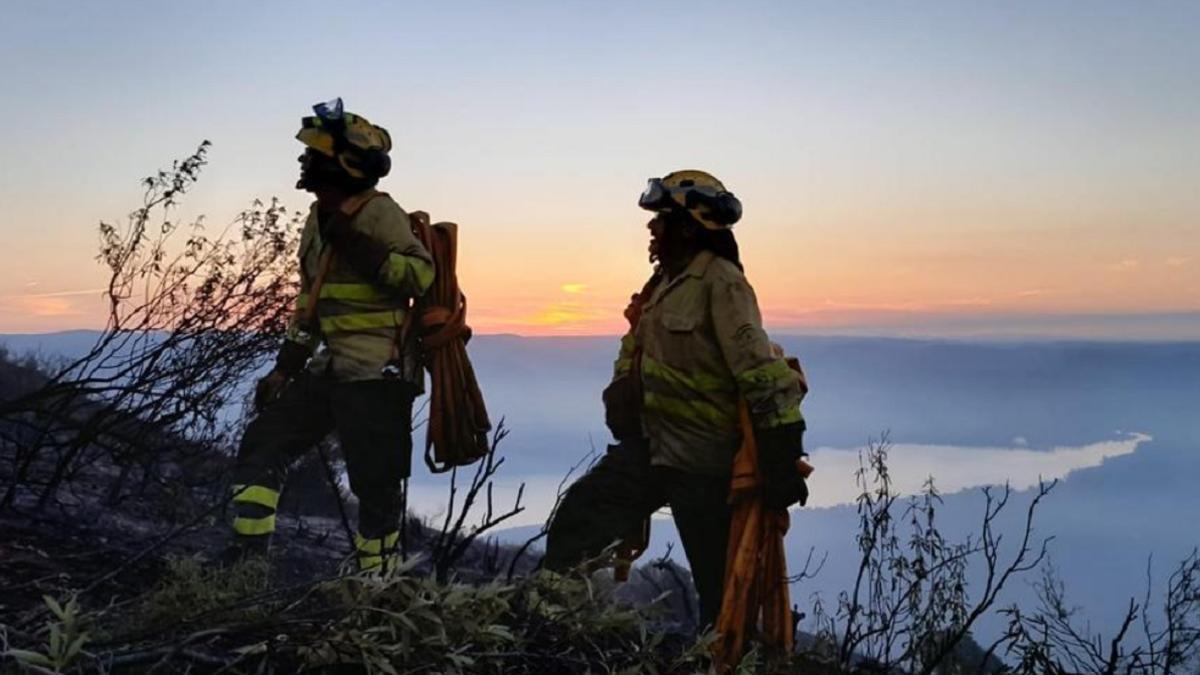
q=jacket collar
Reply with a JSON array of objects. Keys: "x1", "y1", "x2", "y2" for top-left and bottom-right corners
[
  {"x1": 682, "y1": 249, "x2": 717, "y2": 278},
  {"x1": 662, "y1": 249, "x2": 716, "y2": 282},
  {"x1": 647, "y1": 250, "x2": 716, "y2": 307}
]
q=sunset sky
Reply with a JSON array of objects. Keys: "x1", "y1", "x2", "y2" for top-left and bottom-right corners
[{"x1": 2, "y1": 2, "x2": 1197, "y2": 338}]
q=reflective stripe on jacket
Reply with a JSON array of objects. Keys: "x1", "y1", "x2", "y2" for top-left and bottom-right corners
[
  {"x1": 616, "y1": 250, "x2": 804, "y2": 476},
  {"x1": 284, "y1": 193, "x2": 434, "y2": 381}
]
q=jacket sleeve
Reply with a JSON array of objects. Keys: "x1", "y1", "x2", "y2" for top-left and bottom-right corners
[
  {"x1": 346, "y1": 199, "x2": 436, "y2": 298},
  {"x1": 612, "y1": 331, "x2": 636, "y2": 381},
  {"x1": 710, "y1": 273, "x2": 804, "y2": 430},
  {"x1": 283, "y1": 222, "x2": 321, "y2": 356}
]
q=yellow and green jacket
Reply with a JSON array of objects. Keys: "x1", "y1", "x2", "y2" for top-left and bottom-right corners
[
  {"x1": 614, "y1": 250, "x2": 805, "y2": 476},
  {"x1": 285, "y1": 193, "x2": 434, "y2": 381}
]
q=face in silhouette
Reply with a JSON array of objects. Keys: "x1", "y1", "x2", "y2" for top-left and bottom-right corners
[{"x1": 647, "y1": 211, "x2": 699, "y2": 272}]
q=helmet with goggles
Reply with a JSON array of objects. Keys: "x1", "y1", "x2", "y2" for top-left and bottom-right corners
[
  {"x1": 638, "y1": 170, "x2": 742, "y2": 230},
  {"x1": 296, "y1": 98, "x2": 392, "y2": 180}
]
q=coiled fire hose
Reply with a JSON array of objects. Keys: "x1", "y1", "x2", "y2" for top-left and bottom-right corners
[{"x1": 407, "y1": 211, "x2": 491, "y2": 473}]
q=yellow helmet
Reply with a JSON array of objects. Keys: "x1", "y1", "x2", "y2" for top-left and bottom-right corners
[
  {"x1": 638, "y1": 170, "x2": 742, "y2": 230},
  {"x1": 296, "y1": 98, "x2": 392, "y2": 179}
]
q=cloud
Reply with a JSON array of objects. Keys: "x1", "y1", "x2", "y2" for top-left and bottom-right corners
[
  {"x1": 1110, "y1": 259, "x2": 1141, "y2": 273},
  {"x1": 1165, "y1": 257, "x2": 1192, "y2": 268},
  {"x1": 1016, "y1": 289, "x2": 1051, "y2": 298},
  {"x1": 530, "y1": 303, "x2": 598, "y2": 327},
  {"x1": 21, "y1": 297, "x2": 81, "y2": 317},
  {"x1": 815, "y1": 299, "x2": 928, "y2": 312},
  {"x1": 946, "y1": 297, "x2": 993, "y2": 307},
  {"x1": 0, "y1": 287, "x2": 106, "y2": 322},
  {"x1": 802, "y1": 432, "x2": 1150, "y2": 508},
  {"x1": 15, "y1": 288, "x2": 105, "y2": 299},
  {"x1": 506, "y1": 283, "x2": 613, "y2": 331}
]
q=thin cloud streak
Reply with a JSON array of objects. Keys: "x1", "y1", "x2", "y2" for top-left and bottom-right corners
[{"x1": 6, "y1": 288, "x2": 106, "y2": 299}]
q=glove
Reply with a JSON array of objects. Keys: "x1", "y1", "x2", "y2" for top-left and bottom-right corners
[
  {"x1": 255, "y1": 340, "x2": 311, "y2": 411},
  {"x1": 320, "y1": 209, "x2": 390, "y2": 279},
  {"x1": 254, "y1": 370, "x2": 288, "y2": 412},
  {"x1": 755, "y1": 422, "x2": 808, "y2": 510},
  {"x1": 602, "y1": 375, "x2": 644, "y2": 442},
  {"x1": 274, "y1": 338, "x2": 311, "y2": 376}
]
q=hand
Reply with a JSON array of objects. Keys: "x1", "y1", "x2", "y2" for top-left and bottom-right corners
[
  {"x1": 762, "y1": 471, "x2": 808, "y2": 511},
  {"x1": 254, "y1": 370, "x2": 288, "y2": 412},
  {"x1": 755, "y1": 422, "x2": 809, "y2": 510},
  {"x1": 603, "y1": 376, "x2": 643, "y2": 442},
  {"x1": 317, "y1": 206, "x2": 390, "y2": 278},
  {"x1": 623, "y1": 293, "x2": 643, "y2": 328}
]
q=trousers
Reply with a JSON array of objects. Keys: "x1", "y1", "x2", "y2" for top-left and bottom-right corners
[
  {"x1": 544, "y1": 439, "x2": 733, "y2": 629},
  {"x1": 231, "y1": 371, "x2": 414, "y2": 566}
]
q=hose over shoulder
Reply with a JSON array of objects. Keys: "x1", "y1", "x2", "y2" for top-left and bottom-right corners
[{"x1": 409, "y1": 213, "x2": 491, "y2": 473}]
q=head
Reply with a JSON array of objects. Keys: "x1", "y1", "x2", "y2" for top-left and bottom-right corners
[
  {"x1": 297, "y1": 147, "x2": 378, "y2": 197},
  {"x1": 640, "y1": 170, "x2": 743, "y2": 271},
  {"x1": 295, "y1": 98, "x2": 392, "y2": 199},
  {"x1": 647, "y1": 209, "x2": 700, "y2": 269},
  {"x1": 648, "y1": 210, "x2": 742, "y2": 272}
]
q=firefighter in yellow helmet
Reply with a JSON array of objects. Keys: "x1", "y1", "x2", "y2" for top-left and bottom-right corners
[
  {"x1": 544, "y1": 170, "x2": 808, "y2": 629},
  {"x1": 221, "y1": 99, "x2": 434, "y2": 570}
]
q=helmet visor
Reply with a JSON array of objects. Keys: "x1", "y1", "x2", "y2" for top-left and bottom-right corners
[
  {"x1": 638, "y1": 178, "x2": 672, "y2": 211},
  {"x1": 313, "y1": 97, "x2": 344, "y2": 122}
]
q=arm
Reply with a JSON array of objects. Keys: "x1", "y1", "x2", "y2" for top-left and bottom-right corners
[
  {"x1": 711, "y1": 275, "x2": 804, "y2": 429},
  {"x1": 322, "y1": 199, "x2": 435, "y2": 298},
  {"x1": 612, "y1": 272, "x2": 662, "y2": 381},
  {"x1": 603, "y1": 275, "x2": 660, "y2": 441},
  {"x1": 602, "y1": 329, "x2": 641, "y2": 439},
  {"x1": 711, "y1": 273, "x2": 808, "y2": 508},
  {"x1": 612, "y1": 331, "x2": 636, "y2": 381},
  {"x1": 257, "y1": 263, "x2": 320, "y2": 410},
  {"x1": 280, "y1": 271, "x2": 320, "y2": 371}
]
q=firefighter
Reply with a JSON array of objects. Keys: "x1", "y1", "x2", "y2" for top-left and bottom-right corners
[
  {"x1": 544, "y1": 170, "x2": 808, "y2": 628},
  {"x1": 223, "y1": 98, "x2": 434, "y2": 570}
]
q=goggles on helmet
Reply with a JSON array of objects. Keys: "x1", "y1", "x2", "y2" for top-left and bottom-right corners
[
  {"x1": 313, "y1": 97, "x2": 344, "y2": 122},
  {"x1": 300, "y1": 98, "x2": 348, "y2": 152},
  {"x1": 638, "y1": 178, "x2": 674, "y2": 212},
  {"x1": 639, "y1": 176, "x2": 725, "y2": 213},
  {"x1": 637, "y1": 172, "x2": 742, "y2": 229}
]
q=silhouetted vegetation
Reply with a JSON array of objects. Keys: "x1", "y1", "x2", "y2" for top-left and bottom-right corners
[{"x1": 0, "y1": 142, "x2": 301, "y2": 515}]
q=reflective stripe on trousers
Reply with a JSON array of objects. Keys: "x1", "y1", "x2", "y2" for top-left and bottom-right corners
[
  {"x1": 355, "y1": 530, "x2": 401, "y2": 570},
  {"x1": 232, "y1": 483, "x2": 281, "y2": 537}
]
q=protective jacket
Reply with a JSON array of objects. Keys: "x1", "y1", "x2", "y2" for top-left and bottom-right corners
[
  {"x1": 613, "y1": 250, "x2": 804, "y2": 476},
  {"x1": 285, "y1": 192, "x2": 435, "y2": 382}
]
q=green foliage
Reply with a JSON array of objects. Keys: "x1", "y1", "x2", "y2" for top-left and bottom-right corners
[
  {"x1": 3, "y1": 594, "x2": 90, "y2": 671},
  {"x1": 131, "y1": 555, "x2": 268, "y2": 630},
  {"x1": 289, "y1": 562, "x2": 710, "y2": 674}
]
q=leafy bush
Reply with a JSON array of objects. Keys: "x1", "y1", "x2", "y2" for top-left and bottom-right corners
[
  {"x1": 2, "y1": 595, "x2": 90, "y2": 672},
  {"x1": 131, "y1": 556, "x2": 269, "y2": 632}
]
